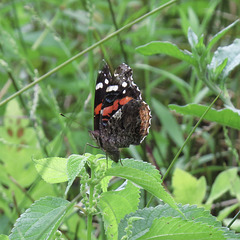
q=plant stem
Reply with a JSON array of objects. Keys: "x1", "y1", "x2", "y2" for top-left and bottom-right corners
[
  {"x1": 162, "y1": 91, "x2": 221, "y2": 182},
  {"x1": 87, "y1": 166, "x2": 95, "y2": 240},
  {"x1": 0, "y1": 0, "x2": 176, "y2": 107},
  {"x1": 227, "y1": 210, "x2": 240, "y2": 228}
]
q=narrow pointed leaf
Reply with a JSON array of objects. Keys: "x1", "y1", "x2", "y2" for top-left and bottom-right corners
[
  {"x1": 136, "y1": 41, "x2": 197, "y2": 66},
  {"x1": 207, "y1": 20, "x2": 240, "y2": 51},
  {"x1": 169, "y1": 104, "x2": 240, "y2": 130}
]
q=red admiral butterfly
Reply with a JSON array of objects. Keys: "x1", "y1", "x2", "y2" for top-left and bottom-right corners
[{"x1": 90, "y1": 62, "x2": 151, "y2": 162}]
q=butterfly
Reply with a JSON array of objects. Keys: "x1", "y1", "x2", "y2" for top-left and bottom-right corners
[{"x1": 90, "y1": 62, "x2": 151, "y2": 162}]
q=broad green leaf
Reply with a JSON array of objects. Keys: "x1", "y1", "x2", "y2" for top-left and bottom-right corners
[
  {"x1": 209, "y1": 38, "x2": 240, "y2": 78},
  {"x1": 207, "y1": 20, "x2": 240, "y2": 51},
  {"x1": 0, "y1": 235, "x2": 9, "y2": 240},
  {"x1": 0, "y1": 99, "x2": 42, "y2": 186},
  {"x1": 65, "y1": 154, "x2": 87, "y2": 195},
  {"x1": 98, "y1": 181, "x2": 140, "y2": 240},
  {"x1": 153, "y1": 99, "x2": 185, "y2": 149},
  {"x1": 33, "y1": 157, "x2": 68, "y2": 183},
  {"x1": 136, "y1": 41, "x2": 197, "y2": 66},
  {"x1": 169, "y1": 104, "x2": 240, "y2": 130},
  {"x1": 106, "y1": 159, "x2": 179, "y2": 213},
  {"x1": 207, "y1": 168, "x2": 238, "y2": 204},
  {"x1": 119, "y1": 204, "x2": 222, "y2": 239},
  {"x1": 172, "y1": 168, "x2": 206, "y2": 205},
  {"x1": 138, "y1": 217, "x2": 225, "y2": 240},
  {"x1": 9, "y1": 196, "x2": 72, "y2": 240}
]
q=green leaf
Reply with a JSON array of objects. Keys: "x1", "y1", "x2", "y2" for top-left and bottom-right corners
[
  {"x1": 0, "y1": 235, "x2": 9, "y2": 240},
  {"x1": 98, "y1": 181, "x2": 140, "y2": 240},
  {"x1": 218, "y1": 203, "x2": 240, "y2": 222},
  {"x1": 136, "y1": 41, "x2": 197, "y2": 66},
  {"x1": 9, "y1": 196, "x2": 72, "y2": 240},
  {"x1": 172, "y1": 168, "x2": 206, "y2": 205},
  {"x1": 105, "y1": 159, "x2": 179, "y2": 213},
  {"x1": 0, "y1": 99, "x2": 42, "y2": 187},
  {"x1": 210, "y1": 58, "x2": 228, "y2": 82},
  {"x1": 137, "y1": 217, "x2": 225, "y2": 240},
  {"x1": 33, "y1": 157, "x2": 68, "y2": 183},
  {"x1": 153, "y1": 99, "x2": 185, "y2": 149},
  {"x1": 169, "y1": 104, "x2": 240, "y2": 130},
  {"x1": 188, "y1": 27, "x2": 199, "y2": 48},
  {"x1": 207, "y1": 20, "x2": 240, "y2": 51},
  {"x1": 229, "y1": 175, "x2": 240, "y2": 201},
  {"x1": 209, "y1": 38, "x2": 240, "y2": 78},
  {"x1": 207, "y1": 168, "x2": 238, "y2": 204},
  {"x1": 65, "y1": 154, "x2": 87, "y2": 195},
  {"x1": 119, "y1": 204, "x2": 222, "y2": 239}
]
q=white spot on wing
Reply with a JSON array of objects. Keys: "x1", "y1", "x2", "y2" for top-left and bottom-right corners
[
  {"x1": 96, "y1": 82, "x2": 103, "y2": 90},
  {"x1": 122, "y1": 89, "x2": 126, "y2": 94},
  {"x1": 122, "y1": 81, "x2": 127, "y2": 88},
  {"x1": 105, "y1": 78, "x2": 109, "y2": 84},
  {"x1": 106, "y1": 85, "x2": 118, "y2": 92},
  {"x1": 112, "y1": 109, "x2": 122, "y2": 119}
]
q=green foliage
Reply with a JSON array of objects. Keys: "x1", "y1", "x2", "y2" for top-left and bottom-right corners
[
  {"x1": 106, "y1": 159, "x2": 178, "y2": 212},
  {"x1": 9, "y1": 197, "x2": 72, "y2": 240},
  {"x1": 137, "y1": 217, "x2": 225, "y2": 240},
  {"x1": 207, "y1": 168, "x2": 240, "y2": 205},
  {"x1": 136, "y1": 41, "x2": 197, "y2": 66},
  {"x1": 1, "y1": 0, "x2": 240, "y2": 239},
  {"x1": 6, "y1": 154, "x2": 240, "y2": 240},
  {"x1": 172, "y1": 168, "x2": 207, "y2": 205},
  {"x1": 98, "y1": 181, "x2": 140, "y2": 239},
  {"x1": 118, "y1": 204, "x2": 240, "y2": 240},
  {"x1": 33, "y1": 157, "x2": 68, "y2": 183},
  {"x1": 169, "y1": 104, "x2": 240, "y2": 130}
]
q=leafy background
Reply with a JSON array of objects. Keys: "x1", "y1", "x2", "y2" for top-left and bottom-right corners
[{"x1": 0, "y1": 0, "x2": 240, "y2": 238}]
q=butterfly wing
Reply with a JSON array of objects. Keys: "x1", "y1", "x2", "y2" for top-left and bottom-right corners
[{"x1": 93, "y1": 62, "x2": 112, "y2": 130}]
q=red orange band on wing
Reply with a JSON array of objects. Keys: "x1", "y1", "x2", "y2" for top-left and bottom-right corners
[
  {"x1": 102, "y1": 96, "x2": 133, "y2": 117},
  {"x1": 94, "y1": 103, "x2": 102, "y2": 115}
]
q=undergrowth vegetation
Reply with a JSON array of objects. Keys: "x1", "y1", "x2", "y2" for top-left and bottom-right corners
[{"x1": 0, "y1": 0, "x2": 240, "y2": 239}]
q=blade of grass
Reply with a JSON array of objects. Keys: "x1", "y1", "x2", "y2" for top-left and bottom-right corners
[
  {"x1": 0, "y1": 0, "x2": 176, "y2": 107},
  {"x1": 162, "y1": 92, "x2": 222, "y2": 181}
]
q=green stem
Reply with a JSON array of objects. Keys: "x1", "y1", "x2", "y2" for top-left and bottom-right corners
[
  {"x1": 87, "y1": 166, "x2": 95, "y2": 240},
  {"x1": 227, "y1": 210, "x2": 240, "y2": 229},
  {"x1": 87, "y1": 211, "x2": 93, "y2": 240},
  {"x1": 162, "y1": 91, "x2": 221, "y2": 182},
  {"x1": 0, "y1": 0, "x2": 176, "y2": 107}
]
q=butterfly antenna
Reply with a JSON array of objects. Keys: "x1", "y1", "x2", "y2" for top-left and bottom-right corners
[{"x1": 60, "y1": 113, "x2": 92, "y2": 132}]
